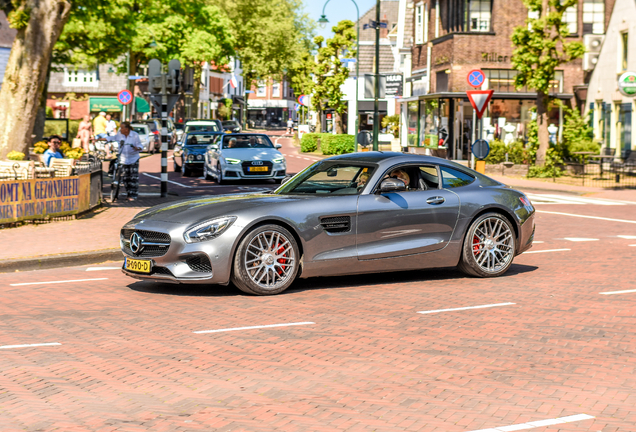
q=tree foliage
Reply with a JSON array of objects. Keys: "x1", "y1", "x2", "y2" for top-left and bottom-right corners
[{"x1": 510, "y1": 0, "x2": 585, "y2": 166}]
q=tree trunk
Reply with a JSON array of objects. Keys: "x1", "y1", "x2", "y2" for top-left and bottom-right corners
[
  {"x1": 0, "y1": 0, "x2": 72, "y2": 159},
  {"x1": 191, "y1": 63, "x2": 202, "y2": 118},
  {"x1": 535, "y1": 91, "x2": 550, "y2": 167},
  {"x1": 334, "y1": 111, "x2": 344, "y2": 134}
]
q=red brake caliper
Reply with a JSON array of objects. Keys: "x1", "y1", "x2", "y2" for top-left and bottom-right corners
[
  {"x1": 276, "y1": 241, "x2": 286, "y2": 275},
  {"x1": 473, "y1": 235, "x2": 480, "y2": 255}
]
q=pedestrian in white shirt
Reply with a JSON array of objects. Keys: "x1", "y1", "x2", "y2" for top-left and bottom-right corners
[
  {"x1": 112, "y1": 121, "x2": 143, "y2": 200},
  {"x1": 105, "y1": 114, "x2": 118, "y2": 136}
]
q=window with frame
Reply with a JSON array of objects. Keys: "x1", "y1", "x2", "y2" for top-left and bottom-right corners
[
  {"x1": 469, "y1": 0, "x2": 492, "y2": 32},
  {"x1": 272, "y1": 81, "x2": 280, "y2": 98},
  {"x1": 415, "y1": 3, "x2": 424, "y2": 44},
  {"x1": 440, "y1": 166, "x2": 474, "y2": 188},
  {"x1": 256, "y1": 81, "x2": 266, "y2": 97},
  {"x1": 483, "y1": 69, "x2": 563, "y2": 93},
  {"x1": 583, "y1": 0, "x2": 604, "y2": 35},
  {"x1": 562, "y1": 5, "x2": 578, "y2": 35},
  {"x1": 63, "y1": 68, "x2": 98, "y2": 87},
  {"x1": 620, "y1": 32, "x2": 628, "y2": 72}
]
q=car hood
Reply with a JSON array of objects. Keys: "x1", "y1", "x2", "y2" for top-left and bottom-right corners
[
  {"x1": 131, "y1": 193, "x2": 309, "y2": 225},
  {"x1": 221, "y1": 148, "x2": 282, "y2": 160},
  {"x1": 183, "y1": 145, "x2": 208, "y2": 154}
]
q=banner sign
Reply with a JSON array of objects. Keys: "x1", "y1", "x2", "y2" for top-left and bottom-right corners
[
  {"x1": 0, "y1": 174, "x2": 91, "y2": 223},
  {"x1": 385, "y1": 74, "x2": 403, "y2": 97}
]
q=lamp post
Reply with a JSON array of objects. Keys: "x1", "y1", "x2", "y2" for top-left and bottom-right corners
[
  {"x1": 318, "y1": 0, "x2": 359, "y2": 151},
  {"x1": 372, "y1": 0, "x2": 380, "y2": 151}
]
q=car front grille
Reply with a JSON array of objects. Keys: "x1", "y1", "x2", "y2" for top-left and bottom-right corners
[
  {"x1": 121, "y1": 229, "x2": 171, "y2": 258},
  {"x1": 242, "y1": 161, "x2": 273, "y2": 175},
  {"x1": 186, "y1": 254, "x2": 212, "y2": 273}
]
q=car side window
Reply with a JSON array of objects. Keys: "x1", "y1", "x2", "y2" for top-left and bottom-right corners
[
  {"x1": 440, "y1": 166, "x2": 475, "y2": 188},
  {"x1": 418, "y1": 166, "x2": 440, "y2": 189}
]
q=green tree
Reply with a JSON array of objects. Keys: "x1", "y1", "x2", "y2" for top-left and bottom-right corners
[{"x1": 511, "y1": 0, "x2": 585, "y2": 167}]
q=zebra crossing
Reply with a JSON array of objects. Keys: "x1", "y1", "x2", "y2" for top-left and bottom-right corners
[{"x1": 526, "y1": 193, "x2": 636, "y2": 206}]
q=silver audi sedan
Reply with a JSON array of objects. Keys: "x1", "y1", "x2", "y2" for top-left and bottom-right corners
[
  {"x1": 203, "y1": 133, "x2": 286, "y2": 184},
  {"x1": 121, "y1": 152, "x2": 536, "y2": 296}
]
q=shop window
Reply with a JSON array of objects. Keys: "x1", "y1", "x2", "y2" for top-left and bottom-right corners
[
  {"x1": 469, "y1": 0, "x2": 491, "y2": 32},
  {"x1": 562, "y1": 5, "x2": 578, "y2": 35},
  {"x1": 407, "y1": 101, "x2": 419, "y2": 146},
  {"x1": 483, "y1": 69, "x2": 563, "y2": 93},
  {"x1": 583, "y1": 0, "x2": 604, "y2": 35},
  {"x1": 420, "y1": 99, "x2": 440, "y2": 148},
  {"x1": 619, "y1": 32, "x2": 628, "y2": 72},
  {"x1": 63, "y1": 68, "x2": 98, "y2": 87},
  {"x1": 256, "y1": 81, "x2": 266, "y2": 97}
]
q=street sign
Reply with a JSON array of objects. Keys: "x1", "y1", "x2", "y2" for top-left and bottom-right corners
[
  {"x1": 471, "y1": 139, "x2": 490, "y2": 160},
  {"x1": 298, "y1": 95, "x2": 310, "y2": 106},
  {"x1": 618, "y1": 72, "x2": 636, "y2": 97},
  {"x1": 467, "y1": 69, "x2": 485, "y2": 88},
  {"x1": 385, "y1": 74, "x2": 403, "y2": 97},
  {"x1": 340, "y1": 58, "x2": 357, "y2": 63},
  {"x1": 128, "y1": 75, "x2": 147, "y2": 80},
  {"x1": 117, "y1": 89, "x2": 133, "y2": 105},
  {"x1": 357, "y1": 131, "x2": 372, "y2": 147},
  {"x1": 466, "y1": 90, "x2": 494, "y2": 119}
]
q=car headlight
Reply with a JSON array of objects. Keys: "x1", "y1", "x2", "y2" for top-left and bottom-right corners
[
  {"x1": 225, "y1": 158, "x2": 241, "y2": 164},
  {"x1": 196, "y1": 154, "x2": 203, "y2": 160},
  {"x1": 272, "y1": 157, "x2": 285, "y2": 164},
  {"x1": 184, "y1": 216, "x2": 237, "y2": 243},
  {"x1": 187, "y1": 154, "x2": 194, "y2": 161}
]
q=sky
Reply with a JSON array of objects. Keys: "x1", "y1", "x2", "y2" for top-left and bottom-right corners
[{"x1": 303, "y1": 0, "x2": 378, "y2": 41}]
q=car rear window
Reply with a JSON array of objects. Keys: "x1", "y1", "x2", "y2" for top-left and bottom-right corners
[{"x1": 132, "y1": 126, "x2": 148, "y2": 135}]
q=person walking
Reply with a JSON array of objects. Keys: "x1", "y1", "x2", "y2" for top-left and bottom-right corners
[
  {"x1": 111, "y1": 121, "x2": 143, "y2": 201},
  {"x1": 286, "y1": 118, "x2": 293, "y2": 135},
  {"x1": 77, "y1": 115, "x2": 93, "y2": 153},
  {"x1": 93, "y1": 111, "x2": 108, "y2": 140}
]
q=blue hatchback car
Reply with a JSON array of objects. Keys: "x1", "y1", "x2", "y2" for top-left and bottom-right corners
[{"x1": 177, "y1": 131, "x2": 223, "y2": 177}]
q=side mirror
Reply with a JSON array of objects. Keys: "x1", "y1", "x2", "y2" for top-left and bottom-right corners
[
  {"x1": 378, "y1": 178, "x2": 406, "y2": 193},
  {"x1": 274, "y1": 143, "x2": 282, "y2": 149}
]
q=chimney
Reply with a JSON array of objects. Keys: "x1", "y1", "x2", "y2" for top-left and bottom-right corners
[{"x1": 380, "y1": 13, "x2": 389, "y2": 38}]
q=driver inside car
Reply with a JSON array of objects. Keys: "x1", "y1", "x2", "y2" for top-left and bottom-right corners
[{"x1": 387, "y1": 169, "x2": 410, "y2": 189}]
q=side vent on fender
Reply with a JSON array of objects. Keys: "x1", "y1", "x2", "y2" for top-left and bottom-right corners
[{"x1": 320, "y1": 216, "x2": 351, "y2": 233}]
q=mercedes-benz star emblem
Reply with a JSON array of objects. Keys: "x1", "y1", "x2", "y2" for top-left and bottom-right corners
[{"x1": 130, "y1": 232, "x2": 144, "y2": 255}]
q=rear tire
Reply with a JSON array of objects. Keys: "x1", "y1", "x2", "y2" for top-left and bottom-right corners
[
  {"x1": 231, "y1": 224, "x2": 300, "y2": 295},
  {"x1": 458, "y1": 212, "x2": 516, "y2": 278}
]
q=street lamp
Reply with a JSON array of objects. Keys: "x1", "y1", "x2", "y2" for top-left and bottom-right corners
[{"x1": 320, "y1": 0, "x2": 359, "y2": 151}]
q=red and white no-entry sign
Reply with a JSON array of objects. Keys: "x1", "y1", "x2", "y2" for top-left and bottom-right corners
[{"x1": 466, "y1": 90, "x2": 494, "y2": 119}]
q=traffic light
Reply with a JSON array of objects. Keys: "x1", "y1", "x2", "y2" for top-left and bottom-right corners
[
  {"x1": 148, "y1": 59, "x2": 163, "y2": 94},
  {"x1": 168, "y1": 59, "x2": 181, "y2": 94}
]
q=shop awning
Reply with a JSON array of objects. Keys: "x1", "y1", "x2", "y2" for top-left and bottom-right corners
[
  {"x1": 89, "y1": 97, "x2": 122, "y2": 112},
  {"x1": 135, "y1": 96, "x2": 150, "y2": 113}
]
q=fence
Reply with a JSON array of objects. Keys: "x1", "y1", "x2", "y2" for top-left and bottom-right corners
[{"x1": 564, "y1": 160, "x2": 636, "y2": 189}]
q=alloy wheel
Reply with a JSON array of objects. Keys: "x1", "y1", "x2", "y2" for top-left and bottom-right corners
[
  {"x1": 243, "y1": 230, "x2": 296, "y2": 289},
  {"x1": 470, "y1": 216, "x2": 514, "y2": 273}
]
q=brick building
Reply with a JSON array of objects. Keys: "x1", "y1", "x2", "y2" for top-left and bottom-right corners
[
  {"x1": 247, "y1": 79, "x2": 297, "y2": 128},
  {"x1": 400, "y1": 0, "x2": 615, "y2": 160}
]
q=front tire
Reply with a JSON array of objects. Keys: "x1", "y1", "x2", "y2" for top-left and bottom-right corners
[
  {"x1": 458, "y1": 213, "x2": 516, "y2": 278},
  {"x1": 217, "y1": 163, "x2": 225, "y2": 185},
  {"x1": 231, "y1": 224, "x2": 300, "y2": 295}
]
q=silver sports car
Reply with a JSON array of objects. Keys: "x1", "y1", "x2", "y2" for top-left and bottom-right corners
[{"x1": 121, "y1": 152, "x2": 535, "y2": 295}]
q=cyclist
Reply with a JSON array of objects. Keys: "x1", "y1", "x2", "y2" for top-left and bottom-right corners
[{"x1": 111, "y1": 121, "x2": 143, "y2": 201}]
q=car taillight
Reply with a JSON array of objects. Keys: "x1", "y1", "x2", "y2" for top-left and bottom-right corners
[{"x1": 153, "y1": 131, "x2": 160, "y2": 135}]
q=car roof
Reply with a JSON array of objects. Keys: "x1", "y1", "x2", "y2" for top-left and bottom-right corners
[{"x1": 131, "y1": 123, "x2": 149, "y2": 127}]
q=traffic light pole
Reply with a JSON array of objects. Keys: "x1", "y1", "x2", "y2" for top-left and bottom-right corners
[{"x1": 160, "y1": 75, "x2": 168, "y2": 198}]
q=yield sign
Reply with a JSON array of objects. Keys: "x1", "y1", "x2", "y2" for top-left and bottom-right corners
[{"x1": 466, "y1": 90, "x2": 494, "y2": 119}]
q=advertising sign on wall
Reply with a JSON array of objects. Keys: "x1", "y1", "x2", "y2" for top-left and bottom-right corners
[{"x1": 0, "y1": 174, "x2": 91, "y2": 223}]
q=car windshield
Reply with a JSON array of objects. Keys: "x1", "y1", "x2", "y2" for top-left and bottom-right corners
[
  {"x1": 146, "y1": 122, "x2": 157, "y2": 132},
  {"x1": 222, "y1": 134, "x2": 273, "y2": 149},
  {"x1": 132, "y1": 126, "x2": 148, "y2": 135},
  {"x1": 185, "y1": 124, "x2": 219, "y2": 133},
  {"x1": 275, "y1": 162, "x2": 376, "y2": 196},
  {"x1": 222, "y1": 121, "x2": 238, "y2": 127},
  {"x1": 184, "y1": 134, "x2": 217, "y2": 146},
  {"x1": 175, "y1": 124, "x2": 184, "y2": 130}
]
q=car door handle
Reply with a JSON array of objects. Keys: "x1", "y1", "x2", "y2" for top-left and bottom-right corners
[{"x1": 427, "y1": 196, "x2": 445, "y2": 205}]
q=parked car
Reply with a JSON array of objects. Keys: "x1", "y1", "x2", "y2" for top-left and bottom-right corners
[
  {"x1": 177, "y1": 131, "x2": 224, "y2": 176},
  {"x1": 145, "y1": 120, "x2": 163, "y2": 150},
  {"x1": 221, "y1": 120, "x2": 242, "y2": 133},
  {"x1": 120, "y1": 152, "x2": 536, "y2": 295},
  {"x1": 203, "y1": 133, "x2": 286, "y2": 185},
  {"x1": 149, "y1": 117, "x2": 177, "y2": 148},
  {"x1": 175, "y1": 122, "x2": 185, "y2": 143},
  {"x1": 131, "y1": 123, "x2": 157, "y2": 153}
]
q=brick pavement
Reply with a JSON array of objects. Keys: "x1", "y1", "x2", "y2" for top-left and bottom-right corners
[{"x1": 0, "y1": 208, "x2": 634, "y2": 431}]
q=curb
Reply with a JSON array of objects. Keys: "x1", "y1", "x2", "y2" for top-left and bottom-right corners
[{"x1": 0, "y1": 249, "x2": 123, "y2": 273}]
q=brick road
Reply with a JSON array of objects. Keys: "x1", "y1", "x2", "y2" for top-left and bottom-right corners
[{"x1": 0, "y1": 197, "x2": 635, "y2": 431}]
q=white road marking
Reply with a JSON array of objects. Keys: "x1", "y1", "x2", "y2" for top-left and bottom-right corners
[
  {"x1": 563, "y1": 237, "x2": 599, "y2": 242},
  {"x1": 86, "y1": 267, "x2": 121, "y2": 271},
  {"x1": 523, "y1": 248, "x2": 570, "y2": 254},
  {"x1": 532, "y1": 241, "x2": 544, "y2": 243},
  {"x1": 467, "y1": 413, "x2": 594, "y2": 432},
  {"x1": 9, "y1": 278, "x2": 108, "y2": 286},
  {"x1": 194, "y1": 322, "x2": 315, "y2": 334},
  {"x1": 617, "y1": 235, "x2": 636, "y2": 239},
  {"x1": 630, "y1": 244, "x2": 636, "y2": 247},
  {"x1": 417, "y1": 303, "x2": 515, "y2": 315},
  {"x1": 527, "y1": 193, "x2": 627, "y2": 205},
  {"x1": 537, "y1": 211, "x2": 636, "y2": 224},
  {"x1": 0, "y1": 343, "x2": 61, "y2": 350},
  {"x1": 142, "y1": 172, "x2": 194, "y2": 188},
  {"x1": 600, "y1": 289, "x2": 636, "y2": 295}
]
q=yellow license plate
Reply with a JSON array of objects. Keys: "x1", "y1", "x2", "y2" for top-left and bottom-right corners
[
  {"x1": 125, "y1": 258, "x2": 152, "y2": 273},
  {"x1": 248, "y1": 166, "x2": 268, "y2": 172}
]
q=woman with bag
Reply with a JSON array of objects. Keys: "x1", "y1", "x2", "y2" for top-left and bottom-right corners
[{"x1": 77, "y1": 115, "x2": 93, "y2": 152}]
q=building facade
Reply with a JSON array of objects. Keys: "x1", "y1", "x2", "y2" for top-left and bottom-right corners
[
  {"x1": 585, "y1": 0, "x2": 635, "y2": 159},
  {"x1": 400, "y1": 0, "x2": 615, "y2": 160},
  {"x1": 247, "y1": 79, "x2": 297, "y2": 128}
]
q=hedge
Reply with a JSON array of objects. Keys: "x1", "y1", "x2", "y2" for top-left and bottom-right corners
[
  {"x1": 320, "y1": 134, "x2": 355, "y2": 155},
  {"x1": 300, "y1": 133, "x2": 319, "y2": 152}
]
